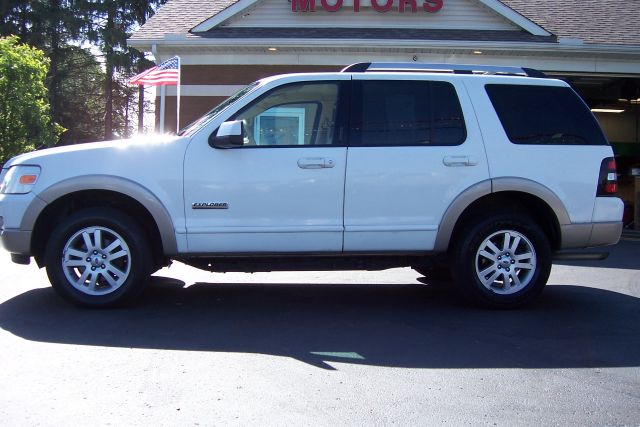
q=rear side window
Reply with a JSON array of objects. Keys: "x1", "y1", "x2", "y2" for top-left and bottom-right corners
[
  {"x1": 351, "y1": 80, "x2": 466, "y2": 146},
  {"x1": 486, "y1": 84, "x2": 608, "y2": 146}
]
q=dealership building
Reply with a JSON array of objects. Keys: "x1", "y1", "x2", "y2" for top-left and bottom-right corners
[{"x1": 129, "y1": 0, "x2": 640, "y2": 221}]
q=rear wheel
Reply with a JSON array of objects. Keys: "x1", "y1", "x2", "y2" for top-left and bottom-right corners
[
  {"x1": 451, "y1": 214, "x2": 552, "y2": 308},
  {"x1": 44, "y1": 208, "x2": 151, "y2": 307}
]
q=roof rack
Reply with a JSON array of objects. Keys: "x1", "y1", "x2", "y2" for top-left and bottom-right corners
[{"x1": 341, "y1": 62, "x2": 547, "y2": 78}]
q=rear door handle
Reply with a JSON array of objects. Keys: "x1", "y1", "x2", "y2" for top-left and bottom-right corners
[
  {"x1": 298, "y1": 157, "x2": 335, "y2": 169},
  {"x1": 443, "y1": 155, "x2": 478, "y2": 167}
]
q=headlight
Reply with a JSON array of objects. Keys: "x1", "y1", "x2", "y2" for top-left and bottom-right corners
[{"x1": 0, "y1": 165, "x2": 41, "y2": 194}]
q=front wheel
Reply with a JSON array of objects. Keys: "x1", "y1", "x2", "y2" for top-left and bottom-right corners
[
  {"x1": 451, "y1": 214, "x2": 552, "y2": 308},
  {"x1": 44, "y1": 208, "x2": 151, "y2": 307}
]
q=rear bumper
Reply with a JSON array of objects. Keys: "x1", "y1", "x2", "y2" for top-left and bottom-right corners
[
  {"x1": 561, "y1": 221, "x2": 622, "y2": 249},
  {"x1": 590, "y1": 221, "x2": 623, "y2": 246},
  {"x1": 561, "y1": 196, "x2": 623, "y2": 249}
]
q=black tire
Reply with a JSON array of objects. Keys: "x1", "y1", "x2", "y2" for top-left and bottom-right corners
[
  {"x1": 44, "y1": 208, "x2": 152, "y2": 307},
  {"x1": 451, "y1": 213, "x2": 552, "y2": 308}
]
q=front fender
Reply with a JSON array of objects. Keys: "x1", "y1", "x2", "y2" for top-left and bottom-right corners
[{"x1": 25, "y1": 175, "x2": 178, "y2": 255}]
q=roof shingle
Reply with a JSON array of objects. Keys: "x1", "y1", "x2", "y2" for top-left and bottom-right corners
[
  {"x1": 500, "y1": 0, "x2": 640, "y2": 46},
  {"x1": 131, "y1": 0, "x2": 236, "y2": 40}
]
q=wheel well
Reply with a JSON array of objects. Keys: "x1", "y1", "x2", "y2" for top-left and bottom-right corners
[
  {"x1": 450, "y1": 191, "x2": 561, "y2": 252},
  {"x1": 31, "y1": 190, "x2": 165, "y2": 268}
]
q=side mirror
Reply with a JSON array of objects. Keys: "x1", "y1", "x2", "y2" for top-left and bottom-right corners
[{"x1": 209, "y1": 120, "x2": 245, "y2": 149}]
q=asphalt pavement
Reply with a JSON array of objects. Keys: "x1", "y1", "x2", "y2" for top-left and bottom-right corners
[{"x1": 0, "y1": 239, "x2": 638, "y2": 425}]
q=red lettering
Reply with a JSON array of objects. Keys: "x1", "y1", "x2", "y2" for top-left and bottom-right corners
[
  {"x1": 423, "y1": 0, "x2": 443, "y2": 13},
  {"x1": 291, "y1": 0, "x2": 444, "y2": 13},
  {"x1": 291, "y1": 0, "x2": 316, "y2": 12},
  {"x1": 399, "y1": 0, "x2": 417, "y2": 12},
  {"x1": 321, "y1": 0, "x2": 343, "y2": 12},
  {"x1": 371, "y1": 0, "x2": 393, "y2": 12}
]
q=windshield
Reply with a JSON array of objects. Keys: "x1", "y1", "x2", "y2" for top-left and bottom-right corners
[{"x1": 178, "y1": 81, "x2": 261, "y2": 136}]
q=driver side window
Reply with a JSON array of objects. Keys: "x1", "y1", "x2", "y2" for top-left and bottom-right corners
[{"x1": 233, "y1": 82, "x2": 340, "y2": 147}]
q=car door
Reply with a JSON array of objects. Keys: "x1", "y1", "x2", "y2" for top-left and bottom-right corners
[
  {"x1": 183, "y1": 78, "x2": 349, "y2": 253},
  {"x1": 343, "y1": 74, "x2": 490, "y2": 251}
]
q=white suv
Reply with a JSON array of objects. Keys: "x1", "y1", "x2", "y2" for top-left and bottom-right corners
[{"x1": 0, "y1": 63, "x2": 624, "y2": 308}]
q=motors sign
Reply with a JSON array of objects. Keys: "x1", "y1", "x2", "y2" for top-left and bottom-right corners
[{"x1": 291, "y1": 0, "x2": 444, "y2": 13}]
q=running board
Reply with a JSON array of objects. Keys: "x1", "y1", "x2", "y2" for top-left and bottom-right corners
[{"x1": 553, "y1": 251, "x2": 609, "y2": 261}]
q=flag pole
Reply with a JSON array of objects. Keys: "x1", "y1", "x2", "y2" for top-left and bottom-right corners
[
  {"x1": 176, "y1": 56, "x2": 181, "y2": 133},
  {"x1": 159, "y1": 85, "x2": 166, "y2": 133}
]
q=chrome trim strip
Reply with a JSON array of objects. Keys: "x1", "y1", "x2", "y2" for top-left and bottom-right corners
[{"x1": 192, "y1": 202, "x2": 229, "y2": 210}]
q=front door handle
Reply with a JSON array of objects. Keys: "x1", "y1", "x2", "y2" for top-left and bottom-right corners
[
  {"x1": 298, "y1": 157, "x2": 335, "y2": 169},
  {"x1": 443, "y1": 155, "x2": 478, "y2": 167}
]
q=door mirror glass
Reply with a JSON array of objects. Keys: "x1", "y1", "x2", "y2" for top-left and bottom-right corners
[{"x1": 209, "y1": 120, "x2": 245, "y2": 149}]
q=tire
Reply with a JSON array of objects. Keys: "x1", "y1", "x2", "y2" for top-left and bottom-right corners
[
  {"x1": 451, "y1": 213, "x2": 552, "y2": 308},
  {"x1": 44, "y1": 208, "x2": 152, "y2": 307}
]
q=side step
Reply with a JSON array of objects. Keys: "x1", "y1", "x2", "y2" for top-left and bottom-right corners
[{"x1": 553, "y1": 251, "x2": 609, "y2": 261}]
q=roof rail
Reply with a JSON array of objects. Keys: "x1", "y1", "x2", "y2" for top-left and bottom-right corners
[{"x1": 341, "y1": 62, "x2": 547, "y2": 78}]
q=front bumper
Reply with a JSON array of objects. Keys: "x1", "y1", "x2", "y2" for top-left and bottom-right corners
[
  {"x1": 0, "y1": 228, "x2": 32, "y2": 255},
  {"x1": 0, "y1": 192, "x2": 41, "y2": 259}
]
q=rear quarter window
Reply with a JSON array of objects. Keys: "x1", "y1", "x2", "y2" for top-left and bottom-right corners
[{"x1": 485, "y1": 84, "x2": 608, "y2": 146}]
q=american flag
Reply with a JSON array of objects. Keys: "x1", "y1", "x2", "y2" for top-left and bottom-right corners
[{"x1": 129, "y1": 56, "x2": 180, "y2": 86}]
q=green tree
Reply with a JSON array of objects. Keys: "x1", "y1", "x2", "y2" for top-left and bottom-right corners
[
  {"x1": 0, "y1": 36, "x2": 63, "y2": 164},
  {"x1": 1, "y1": 1, "x2": 165, "y2": 143},
  {"x1": 129, "y1": 0, "x2": 167, "y2": 133},
  {"x1": 87, "y1": 0, "x2": 166, "y2": 139},
  {"x1": 56, "y1": 46, "x2": 106, "y2": 144},
  {"x1": 0, "y1": 0, "x2": 87, "y2": 126}
]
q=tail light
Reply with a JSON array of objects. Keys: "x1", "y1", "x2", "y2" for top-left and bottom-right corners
[{"x1": 596, "y1": 157, "x2": 618, "y2": 196}]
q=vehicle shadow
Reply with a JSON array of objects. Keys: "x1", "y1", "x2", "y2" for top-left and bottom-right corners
[{"x1": 0, "y1": 277, "x2": 638, "y2": 370}]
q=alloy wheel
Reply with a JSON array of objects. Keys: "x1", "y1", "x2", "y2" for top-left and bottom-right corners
[
  {"x1": 474, "y1": 229, "x2": 537, "y2": 295},
  {"x1": 61, "y1": 226, "x2": 132, "y2": 295}
]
